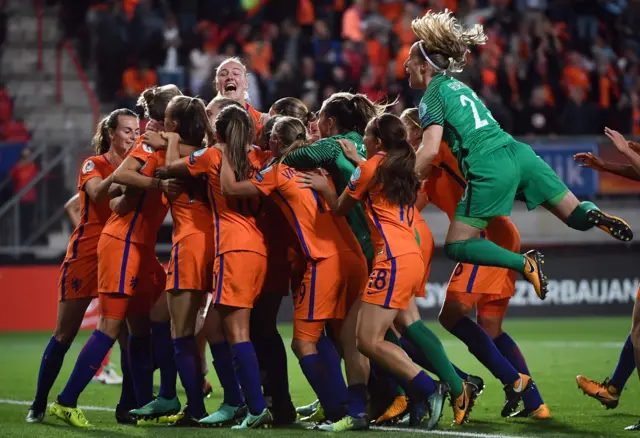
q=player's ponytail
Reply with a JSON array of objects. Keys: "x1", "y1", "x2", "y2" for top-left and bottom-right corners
[
  {"x1": 216, "y1": 105, "x2": 254, "y2": 180},
  {"x1": 137, "y1": 84, "x2": 183, "y2": 121},
  {"x1": 272, "y1": 116, "x2": 309, "y2": 163},
  {"x1": 91, "y1": 108, "x2": 138, "y2": 155},
  {"x1": 411, "y1": 9, "x2": 487, "y2": 74},
  {"x1": 370, "y1": 114, "x2": 421, "y2": 206},
  {"x1": 323, "y1": 92, "x2": 389, "y2": 135},
  {"x1": 167, "y1": 96, "x2": 215, "y2": 147},
  {"x1": 259, "y1": 115, "x2": 281, "y2": 150}
]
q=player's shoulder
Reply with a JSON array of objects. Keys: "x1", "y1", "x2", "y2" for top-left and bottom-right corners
[
  {"x1": 188, "y1": 146, "x2": 212, "y2": 164},
  {"x1": 81, "y1": 154, "x2": 110, "y2": 175}
]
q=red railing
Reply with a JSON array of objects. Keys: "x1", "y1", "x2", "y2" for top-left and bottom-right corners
[{"x1": 56, "y1": 41, "x2": 100, "y2": 132}]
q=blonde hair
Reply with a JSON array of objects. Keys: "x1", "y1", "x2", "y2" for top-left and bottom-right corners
[
  {"x1": 272, "y1": 116, "x2": 309, "y2": 163},
  {"x1": 400, "y1": 108, "x2": 420, "y2": 129},
  {"x1": 411, "y1": 9, "x2": 487, "y2": 73},
  {"x1": 215, "y1": 57, "x2": 250, "y2": 102}
]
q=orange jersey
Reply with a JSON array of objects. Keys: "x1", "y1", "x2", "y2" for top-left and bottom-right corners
[
  {"x1": 422, "y1": 144, "x2": 465, "y2": 221},
  {"x1": 102, "y1": 142, "x2": 169, "y2": 246},
  {"x1": 185, "y1": 146, "x2": 267, "y2": 257},
  {"x1": 251, "y1": 163, "x2": 361, "y2": 261},
  {"x1": 246, "y1": 103, "x2": 264, "y2": 140},
  {"x1": 346, "y1": 152, "x2": 421, "y2": 263},
  {"x1": 62, "y1": 154, "x2": 116, "y2": 264}
]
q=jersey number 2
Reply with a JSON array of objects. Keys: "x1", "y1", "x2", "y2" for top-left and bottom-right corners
[{"x1": 460, "y1": 93, "x2": 494, "y2": 130}]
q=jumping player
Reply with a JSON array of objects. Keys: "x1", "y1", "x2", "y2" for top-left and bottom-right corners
[
  {"x1": 26, "y1": 109, "x2": 138, "y2": 424},
  {"x1": 406, "y1": 10, "x2": 633, "y2": 300},
  {"x1": 574, "y1": 128, "x2": 640, "y2": 431},
  {"x1": 401, "y1": 108, "x2": 547, "y2": 419}
]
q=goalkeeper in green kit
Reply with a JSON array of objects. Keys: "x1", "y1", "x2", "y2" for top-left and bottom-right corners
[{"x1": 405, "y1": 10, "x2": 633, "y2": 300}]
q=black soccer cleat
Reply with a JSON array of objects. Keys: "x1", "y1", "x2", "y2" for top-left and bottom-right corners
[
  {"x1": 587, "y1": 210, "x2": 633, "y2": 242},
  {"x1": 502, "y1": 374, "x2": 534, "y2": 417}
]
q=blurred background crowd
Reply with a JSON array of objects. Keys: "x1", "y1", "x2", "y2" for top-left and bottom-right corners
[{"x1": 50, "y1": 0, "x2": 640, "y2": 137}]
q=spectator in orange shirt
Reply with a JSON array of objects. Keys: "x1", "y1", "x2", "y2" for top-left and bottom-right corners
[
  {"x1": 120, "y1": 64, "x2": 158, "y2": 110},
  {"x1": 9, "y1": 147, "x2": 38, "y2": 243},
  {"x1": 562, "y1": 52, "x2": 590, "y2": 99},
  {"x1": 342, "y1": 0, "x2": 366, "y2": 42}
]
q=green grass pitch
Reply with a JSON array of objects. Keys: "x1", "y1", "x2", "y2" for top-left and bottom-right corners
[{"x1": 0, "y1": 316, "x2": 638, "y2": 437}]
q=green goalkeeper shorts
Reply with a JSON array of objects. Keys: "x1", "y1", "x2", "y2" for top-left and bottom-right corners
[{"x1": 455, "y1": 141, "x2": 568, "y2": 228}]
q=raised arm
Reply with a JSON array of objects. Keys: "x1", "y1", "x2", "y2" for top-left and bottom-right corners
[
  {"x1": 219, "y1": 150, "x2": 261, "y2": 197},
  {"x1": 415, "y1": 125, "x2": 443, "y2": 180},
  {"x1": 112, "y1": 156, "x2": 164, "y2": 190},
  {"x1": 574, "y1": 152, "x2": 640, "y2": 181}
]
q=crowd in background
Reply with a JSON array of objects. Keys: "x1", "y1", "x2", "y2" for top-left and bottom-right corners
[{"x1": 54, "y1": 0, "x2": 640, "y2": 136}]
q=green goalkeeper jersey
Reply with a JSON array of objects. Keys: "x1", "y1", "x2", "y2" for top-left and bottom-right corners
[
  {"x1": 283, "y1": 131, "x2": 374, "y2": 268},
  {"x1": 419, "y1": 74, "x2": 516, "y2": 175}
]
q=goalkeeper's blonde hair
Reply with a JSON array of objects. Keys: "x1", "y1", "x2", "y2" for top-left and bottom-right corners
[{"x1": 411, "y1": 9, "x2": 487, "y2": 73}]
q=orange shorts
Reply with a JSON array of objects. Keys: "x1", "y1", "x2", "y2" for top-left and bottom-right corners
[
  {"x1": 295, "y1": 251, "x2": 367, "y2": 321},
  {"x1": 446, "y1": 290, "x2": 511, "y2": 319},
  {"x1": 213, "y1": 251, "x2": 267, "y2": 308},
  {"x1": 99, "y1": 289, "x2": 164, "y2": 321},
  {"x1": 414, "y1": 219, "x2": 434, "y2": 299},
  {"x1": 363, "y1": 253, "x2": 424, "y2": 310},
  {"x1": 166, "y1": 234, "x2": 214, "y2": 292},
  {"x1": 58, "y1": 256, "x2": 98, "y2": 301}
]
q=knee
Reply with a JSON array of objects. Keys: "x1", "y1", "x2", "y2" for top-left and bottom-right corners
[
  {"x1": 438, "y1": 305, "x2": 464, "y2": 331},
  {"x1": 97, "y1": 316, "x2": 122, "y2": 339},
  {"x1": 53, "y1": 327, "x2": 77, "y2": 345},
  {"x1": 291, "y1": 338, "x2": 316, "y2": 360},
  {"x1": 355, "y1": 331, "x2": 374, "y2": 357},
  {"x1": 444, "y1": 241, "x2": 463, "y2": 261},
  {"x1": 477, "y1": 315, "x2": 502, "y2": 339}
]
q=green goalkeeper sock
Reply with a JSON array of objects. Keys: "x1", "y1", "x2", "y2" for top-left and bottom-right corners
[
  {"x1": 566, "y1": 201, "x2": 599, "y2": 231},
  {"x1": 445, "y1": 238, "x2": 525, "y2": 274},
  {"x1": 404, "y1": 321, "x2": 464, "y2": 398}
]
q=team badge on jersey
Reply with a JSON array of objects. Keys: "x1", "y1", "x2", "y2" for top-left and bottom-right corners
[
  {"x1": 255, "y1": 165, "x2": 273, "y2": 183},
  {"x1": 82, "y1": 159, "x2": 95, "y2": 174},
  {"x1": 189, "y1": 148, "x2": 206, "y2": 165},
  {"x1": 419, "y1": 101, "x2": 430, "y2": 127},
  {"x1": 348, "y1": 167, "x2": 361, "y2": 190},
  {"x1": 143, "y1": 143, "x2": 154, "y2": 153}
]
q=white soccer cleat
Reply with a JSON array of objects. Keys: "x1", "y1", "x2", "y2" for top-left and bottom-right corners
[{"x1": 92, "y1": 364, "x2": 123, "y2": 385}]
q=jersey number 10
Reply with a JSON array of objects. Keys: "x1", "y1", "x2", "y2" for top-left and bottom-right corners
[{"x1": 460, "y1": 92, "x2": 496, "y2": 130}]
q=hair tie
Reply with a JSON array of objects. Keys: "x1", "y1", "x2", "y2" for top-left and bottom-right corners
[{"x1": 419, "y1": 42, "x2": 445, "y2": 73}]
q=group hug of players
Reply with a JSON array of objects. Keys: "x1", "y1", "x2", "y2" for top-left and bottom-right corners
[{"x1": 24, "y1": 9, "x2": 640, "y2": 432}]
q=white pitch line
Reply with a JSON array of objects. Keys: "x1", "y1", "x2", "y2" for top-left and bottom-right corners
[
  {"x1": 0, "y1": 399, "x2": 113, "y2": 412},
  {"x1": 374, "y1": 425, "x2": 533, "y2": 438}
]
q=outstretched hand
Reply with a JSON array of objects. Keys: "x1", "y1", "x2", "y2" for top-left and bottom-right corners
[
  {"x1": 573, "y1": 152, "x2": 605, "y2": 172},
  {"x1": 605, "y1": 127, "x2": 631, "y2": 155}
]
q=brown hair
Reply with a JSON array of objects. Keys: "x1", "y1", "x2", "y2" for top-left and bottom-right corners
[
  {"x1": 370, "y1": 114, "x2": 421, "y2": 206},
  {"x1": 167, "y1": 96, "x2": 215, "y2": 147},
  {"x1": 259, "y1": 115, "x2": 281, "y2": 149},
  {"x1": 215, "y1": 105, "x2": 254, "y2": 180},
  {"x1": 323, "y1": 92, "x2": 387, "y2": 135},
  {"x1": 92, "y1": 108, "x2": 138, "y2": 155},
  {"x1": 137, "y1": 84, "x2": 182, "y2": 121},
  {"x1": 272, "y1": 116, "x2": 309, "y2": 162},
  {"x1": 271, "y1": 97, "x2": 316, "y2": 126},
  {"x1": 400, "y1": 108, "x2": 420, "y2": 128}
]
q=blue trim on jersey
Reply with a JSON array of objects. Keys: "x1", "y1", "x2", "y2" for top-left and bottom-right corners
[
  {"x1": 308, "y1": 261, "x2": 317, "y2": 320},
  {"x1": 311, "y1": 189, "x2": 326, "y2": 213},
  {"x1": 383, "y1": 257, "x2": 397, "y2": 308},
  {"x1": 440, "y1": 163, "x2": 466, "y2": 189},
  {"x1": 366, "y1": 195, "x2": 393, "y2": 258},
  {"x1": 399, "y1": 204, "x2": 405, "y2": 223},
  {"x1": 275, "y1": 191, "x2": 311, "y2": 259},
  {"x1": 465, "y1": 231, "x2": 485, "y2": 293},
  {"x1": 173, "y1": 242, "x2": 180, "y2": 290},
  {"x1": 215, "y1": 254, "x2": 224, "y2": 305},
  {"x1": 119, "y1": 194, "x2": 145, "y2": 293}
]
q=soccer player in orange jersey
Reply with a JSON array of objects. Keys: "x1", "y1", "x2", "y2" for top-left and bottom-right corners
[
  {"x1": 299, "y1": 114, "x2": 455, "y2": 430},
  {"x1": 117, "y1": 95, "x2": 215, "y2": 424},
  {"x1": 219, "y1": 115, "x2": 369, "y2": 426},
  {"x1": 574, "y1": 128, "x2": 640, "y2": 432},
  {"x1": 49, "y1": 87, "x2": 181, "y2": 427},
  {"x1": 26, "y1": 109, "x2": 138, "y2": 425},
  {"x1": 401, "y1": 108, "x2": 546, "y2": 419},
  {"x1": 160, "y1": 105, "x2": 271, "y2": 428}
]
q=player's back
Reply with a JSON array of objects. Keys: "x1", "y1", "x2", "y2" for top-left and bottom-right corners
[
  {"x1": 255, "y1": 162, "x2": 361, "y2": 260},
  {"x1": 349, "y1": 152, "x2": 421, "y2": 263},
  {"x1": 190, "y1": 146, "x2": 266, "y2": 257},
  {"x1": 420, "y1": 75, "x2": 515, "y2": 170},
  {"x1": 423, "y1": 143, "x2": 465, "y2": 221},
  {"x1": 102, "y1": 145, "x2": 169, "y2": 246},
  {"x1": 64, "y1": 154, "x2": 115, "y2": 262}
]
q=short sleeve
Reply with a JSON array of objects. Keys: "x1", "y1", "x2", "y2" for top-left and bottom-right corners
[
  {"x1": 78, "y1": 157, "x2": 105, "y2": 190},
  {"x1": 139, "y1": 155, "x2": 158, "y2": 178},
  {"x1": 185, "y1": 147, "x2": 212, "y2": 177},
  {"x1": 128, "y1": 140, "x2": 156, "y2": 162},
  {"x1": 345, "y1": 160, "x2": 376, "y2": 201},
  {"x1": 251, "y1": 163, "x2": 279, "y2": 196},
  {"x1": 419, "y1": 85, "x2": 445, "y2": 129}
]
